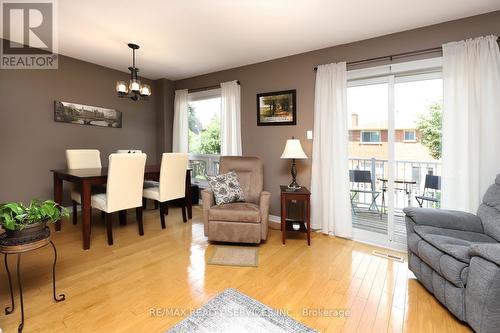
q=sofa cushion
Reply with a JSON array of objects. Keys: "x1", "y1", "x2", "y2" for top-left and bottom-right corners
[
  {"x1": 414, "y1": 225, "x2": 496, "y2": 246},
  {"x1": 411, "y1": 226, "x2": 496, "y2": 287},
  {"x1": 209, "y1": 202, "x2": 260, "y2": 223}
]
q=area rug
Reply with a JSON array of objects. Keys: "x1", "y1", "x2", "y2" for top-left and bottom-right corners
[
  {"x1": 166, "y1": 288, "x2": 317, "y2": 333},
  {"x1": 207, "y1": 246, "x2": 258, "y2": 267}
]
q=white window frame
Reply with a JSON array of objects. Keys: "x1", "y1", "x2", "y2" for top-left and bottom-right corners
[
  {"x1": 360, "y1": 130, "x2": 381, "y2": 144},
  {"x1": 187, "y1": 88, "x2": 222, "y2": 186},
  {"x1": 403, "y1": 129, "x2": 416, "y2": 142}
]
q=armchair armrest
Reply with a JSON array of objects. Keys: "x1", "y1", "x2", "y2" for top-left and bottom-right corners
[
  {"x1": 470, "y1": 244, "x2": 500, "y2": 267},
  {"x1": 201, "y1": 189, "x2": 214, "y2": 236},
  {"x1": 259, "y1": 191, "x2": 271, "y2": 241},
  {"x1": 403, "y1": 207, "x2": 484, "y2": 233}
]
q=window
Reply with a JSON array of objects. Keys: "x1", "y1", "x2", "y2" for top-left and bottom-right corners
[
  {"x1": 360, "y1": 131, "x2": 381, "y2": 143},
  {"x1": 187, "y1": 89, "x2": 221, "y2": 183},
  {"x1": 188, "y1": 89, "x2": 221, "y2": 155},
  {"x1": 404, "y1": 130, "x2": 416, "y2": 142}
]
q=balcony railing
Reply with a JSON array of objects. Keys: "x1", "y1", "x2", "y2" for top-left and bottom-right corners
[
  {"x1": 349, "y1": 157, "x2": 441, "y2": 213},
  {"x1": 188, "y1": 154, "x2": 220, "y2": 187}
]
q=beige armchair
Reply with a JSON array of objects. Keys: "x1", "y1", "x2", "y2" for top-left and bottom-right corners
[{"x1": 202, "y1": 156, "x2": 271, "y2": 244}]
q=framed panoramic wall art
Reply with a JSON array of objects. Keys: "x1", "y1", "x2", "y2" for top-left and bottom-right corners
[
  {"x1": 54, "y1": 101, "x2": 122, "y2": 128},
  {"x1": 256, "y1": 89, "x2": 296, "y2": 126}
]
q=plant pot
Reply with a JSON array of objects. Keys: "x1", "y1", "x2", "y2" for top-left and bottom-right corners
[{"x1": 5, "y1": 220, "x2": 49, "y2": 240}]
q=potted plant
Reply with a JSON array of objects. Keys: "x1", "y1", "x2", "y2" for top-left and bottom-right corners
[{"x1": 0, "y1": 200, "x2": 69, "y2": 240}]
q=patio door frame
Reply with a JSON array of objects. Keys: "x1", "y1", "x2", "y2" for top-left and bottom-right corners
[{"x1": 347, "y1": 57, "x2": 442, "y2": 252}]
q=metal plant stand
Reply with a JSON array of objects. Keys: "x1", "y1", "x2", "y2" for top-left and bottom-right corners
[{"x1": 0, "y1": 229, "x2": 65, "y2": 333}]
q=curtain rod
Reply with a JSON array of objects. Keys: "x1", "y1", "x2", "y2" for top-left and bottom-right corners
[
  {"x1": 187, "y1": 80, "x2": 240, "y2": 93},
  {"x1": 313, "y1": 37, "x2": 500, "y2": 71}
]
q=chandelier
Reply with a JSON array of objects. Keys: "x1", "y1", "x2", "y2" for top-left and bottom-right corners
[{"x1": 116, "y1": 43, "x2": 151, "y2": 101}]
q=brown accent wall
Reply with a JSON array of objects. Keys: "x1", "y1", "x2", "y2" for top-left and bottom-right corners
[
  {"x1": 174, "y1": 11, "x2": 500, "y2": 216},
  {"x1": 0, "y1": 52, "x2": 173, "y2": 204}
]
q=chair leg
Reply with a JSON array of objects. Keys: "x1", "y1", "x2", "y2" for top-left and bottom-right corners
[
  {"x1": 181, "y1": 205, "x2": 187, "y2": 223},
  {"x1": 72, "y1": 201, "x2": 78, "y2": 225},
  {"x1": 118, "y1": 210, "x2": 127, "y2": 226},
  {"x1": 136, "y1": 207, "x2": 144, "y2": 236},
  {"x1": 105, "y1": 213, "x2": 113, "y2": 245},
  {"x1": 159, "y1": 202, "x2": 166, "y2": 229},
  {"x1": 154, "y1": 201, "x2": 159, "y2": 210},
  {"x1": 101, "y1": 211, "x2": 105, "y2": 219},
  {"x1": 142, "y1": 198, "x2": 147, "y2": 210},
  {"x1": 165, "y1": 203, "x2": 168, "y2": 215}
]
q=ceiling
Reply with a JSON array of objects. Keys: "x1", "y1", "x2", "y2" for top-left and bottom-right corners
[{"x1": 44, "y1": 1, "x2": 500, "y2": 79}]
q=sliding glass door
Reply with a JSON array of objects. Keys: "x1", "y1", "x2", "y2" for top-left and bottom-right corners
[{"x1": 347, "y1": 62, "x2": 442, "y2": 250}]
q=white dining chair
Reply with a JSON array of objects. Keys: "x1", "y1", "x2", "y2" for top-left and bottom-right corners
[
  {"x1": 65, "y1": 149, "x2": 103, "y2": 225},
  {"x1": 143, "y1": 153, "x2": 189, "y2": 228},
  {"x1": 91, "y1": 153, "x2": 147, "y2": 245},
  {"x1": 116, "y1": 150, "x2": 143, "y2": 154}
]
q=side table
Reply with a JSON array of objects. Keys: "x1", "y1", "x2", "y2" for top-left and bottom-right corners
[
  {"x1": 0, "y1": 229, "x2": 65, "y2": 333},
  {"x1": 280, "y1": 185, "x2": 311, "y2": 245}
]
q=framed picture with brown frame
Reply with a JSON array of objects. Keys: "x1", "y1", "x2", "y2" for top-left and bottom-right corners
[{"x1": 256, "y1": 89, "x2": 296, "y2": 126}]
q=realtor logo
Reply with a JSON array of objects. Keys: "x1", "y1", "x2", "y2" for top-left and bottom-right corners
[{"x1": 1, "y1": 0, "x2": 58, "y2": 69}]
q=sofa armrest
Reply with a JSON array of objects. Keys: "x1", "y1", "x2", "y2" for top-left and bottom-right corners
[
  {"x1": 403, "y1": 207, "x2": 483, "y2": 233},
  {"x1": 201, "y1": 189, "x2": 214, "y2": 236},
  {"x1": 259, "y1": 191, "x2": 271, "y2": 241},
  {"x1": 470, "y1": 244, "x2": 500, "y2": 267}
]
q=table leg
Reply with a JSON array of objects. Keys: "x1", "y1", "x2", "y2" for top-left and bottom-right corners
[
  {"x1": 49, "y1": 241, "x2": 65, "y2": 302},
  {"x1": 16, "y1": 254, "x2": 24, "y2": 333},
  {"x1": 281, "y1": 195, "x2": 286, "y2": 245},
  {"x1": 306, "y1": 198, "x2": 311, "y2": 246},
  {"x1": 4, "y1": 254, "x2": 14, "y2": 315},
  {"x1": 53, "y1": 174, "x2": 63, "y2": 231},
  {"x1": 185, "y1": 170, "x2": 192, "y2": 219},
  {"x1": 81, "y1": 180, "x2": 92, "y2": 250},
  {"x1": 407, "y1": 184, "x2": 412, "y2": 207}
]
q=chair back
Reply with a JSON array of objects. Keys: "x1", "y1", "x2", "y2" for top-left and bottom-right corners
[
  {"x1": 116, "y1": 150, "x2": 142, "y2": 154},
  {"x1": 66, "y1": 149, "x2": 102, "y2": 169},
  {"x1": 424, "y1": 174, "x2": 441, "y2": 191},
  {"x1": 350, "y1": 170, "x2": 373, "y2": 186},
  {"x1": 219, "y1": 156, "x2": 263, "y2": 204},
  {"x1": 158, "y1": 153, "x2": 189, "y2": 202},
  {"x1": 106, "y1": 153, "x2": 147, "y2": 212}
]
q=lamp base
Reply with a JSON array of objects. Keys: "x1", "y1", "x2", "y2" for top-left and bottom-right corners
[
  {"x1": 288, "y1": 159, "x2": 301, "y2": 190},
  {"x1": 288, "y1": 181, "x2": 301, "y2": 191}
]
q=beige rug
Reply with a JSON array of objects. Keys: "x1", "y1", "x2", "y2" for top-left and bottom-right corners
[{"x1": 207, "y1": 246, "x2": 258, "y2": 267}]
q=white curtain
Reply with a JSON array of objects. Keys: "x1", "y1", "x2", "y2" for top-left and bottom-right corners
[
  {"x1": 220, "y1": 80, "x2": 242, "y2": 156},
  {"x1": 442, "y1": 35, "x2": 500, "y2": 212},
  {"x1": 172, "y1": 89, "x2": 189, "y2": 153},
  {"x1": 310, "y1": 62, "x2": 352, "y2": 238}
]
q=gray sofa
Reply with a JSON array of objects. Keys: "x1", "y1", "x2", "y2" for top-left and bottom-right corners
[{"x1": 404, "y1": 174, "x2": 500, "y2": 333}]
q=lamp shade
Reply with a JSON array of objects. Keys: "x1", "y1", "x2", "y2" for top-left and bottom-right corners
[{"x1": 281, "y1": 139, "x2": 307, "y2": 159}]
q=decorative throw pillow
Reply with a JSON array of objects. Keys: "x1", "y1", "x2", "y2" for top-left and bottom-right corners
[{"x1": 207, "y1": 171, "x2": 245, "y2": 205}]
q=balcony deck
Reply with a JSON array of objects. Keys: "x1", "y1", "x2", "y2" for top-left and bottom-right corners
[{"x1": 352, "y1": 210, "x2": 408, "y2": 245}]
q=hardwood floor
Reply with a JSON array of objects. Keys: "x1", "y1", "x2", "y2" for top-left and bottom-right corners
[{"x1": 0, "y1": 206, "x2": 472, "y2": 332}]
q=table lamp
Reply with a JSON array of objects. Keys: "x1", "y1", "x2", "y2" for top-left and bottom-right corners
[{"x1": 281, "y1": 136, "x2": 308, "y2": 190}]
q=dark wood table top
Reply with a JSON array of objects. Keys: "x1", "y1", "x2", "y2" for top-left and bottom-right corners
[
  {"x1": 280, "y1": 185, "x2": 310, "y2": 194},
  {"x1": 51, "y1": 166, "x2": 191, "y2": 179}
]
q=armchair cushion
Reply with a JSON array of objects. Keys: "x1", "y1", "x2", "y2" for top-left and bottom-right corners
[
  {"x1": 404, "y1": 207, "x2": 484, "y2": 233},
  {"x1": 207, "y1": 171, "x2": 245, "y2": 205},
  {"x1": 209, "y1": 202, "x2": 260, "y2": 223}
]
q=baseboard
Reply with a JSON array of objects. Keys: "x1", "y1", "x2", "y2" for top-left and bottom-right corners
[{"x1": 268, "y1": 214, "x2": 281, "y2": 230}]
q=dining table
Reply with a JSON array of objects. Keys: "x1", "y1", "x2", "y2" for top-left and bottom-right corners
[{"x1": 51, "y1": 166, "x2": 192, "y2": 250}]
